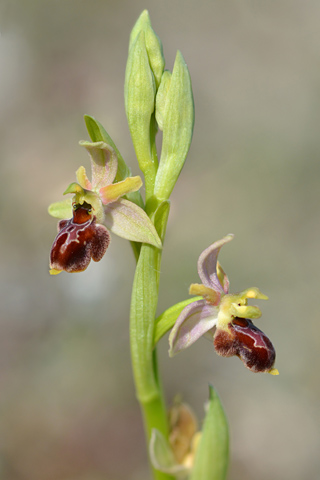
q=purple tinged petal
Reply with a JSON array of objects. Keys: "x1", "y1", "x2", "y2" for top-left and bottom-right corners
[
  {"x1": 79, "y1": 141, "x2": 118, "y2": 190},
  {"x1": 169, "y1": 300, "x2": 218, "y2": 357},
  {"x1": 197, "y1": 234, "x2": 234, "y2": 292},
  {"x1": 104, "y1": 198, "x2": 162, "y2": 248}
]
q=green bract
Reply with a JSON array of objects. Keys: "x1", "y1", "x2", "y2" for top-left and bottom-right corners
[{"x1": 190, "y1": 386, "x2": 229, "y2": 480}]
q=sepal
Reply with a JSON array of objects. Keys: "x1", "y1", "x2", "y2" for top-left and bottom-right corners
[
  {"x1": 84, "y1": 115, "x2": 131, "y2": 182},
  {"x1": 154, "y1": 296, "x2": 202, "y2": 346},
  {"x1": 48, "y1": 198, "x2": 73, "y2": 219},
  {"x1": 79, "y1": 141, "x2": 118, "y2": 190},
  {"x1": 169, "y1": 300, "x2": 218, "y2": 357},
  {"x1": 197, "y1": 234, "x2": 234, "y2": 292},
  {"x1": 84, "y1": 115, "x2": 144, "y2": 209},
  {"x1": 104, "y1": 198, "x2": 162, "y2": 248}
]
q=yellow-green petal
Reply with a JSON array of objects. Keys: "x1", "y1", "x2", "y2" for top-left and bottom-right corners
[
  {"x1": 240, "y1": 287, "x2": 269, "y2": 300},
  {"x1": 99, "y1": 176, "x2": 143, "y2": 204},
  {"x1": 63, "y1": 182, "x2": 84, "y2": 195},
  {"x1": 230, "y1": 303, "x2": 262, "y2": 320},
  {"x1": 76, "y1": 166, "x2": 91, "y2": 189},
  {"x1": 189, "y1": 283, "x2": 219, "y2": 305}
]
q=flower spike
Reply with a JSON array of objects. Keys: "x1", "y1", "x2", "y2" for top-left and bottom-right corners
[{"x1": 169, "y1": 235, "x2": 278, "y2": 374}]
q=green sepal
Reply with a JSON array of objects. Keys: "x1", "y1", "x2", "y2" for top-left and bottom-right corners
[
  {"x1": 154, "y1": 51, "x2": 194, "y2": 201},
  {"x1": 190, "y1": 386, "x2": 229, "y2": 480},
  {"x1": 104, "y1": 199, "x2": 162, "y2": 249},
  {"x1": 129, "y1": 10, "x2": 165, "y2": 89},
  {"x1": 125, "y1": 30, "x2": 157, "y2": 182},
  {"x1": 84, "y1": 115, "x2": 144, "y2": 209},
  {"x1": 48, "y1": 198, "x2": 73, "y2": 219},
  {"x1": 155, "y1": 70, "x2": 172, "y2": 131},
  {"x1": 84, "y1": 115, "x2": 131, "y2": 183},
  {"x1": 153, "y1": 297, "x2": 202, "y2": 347}
]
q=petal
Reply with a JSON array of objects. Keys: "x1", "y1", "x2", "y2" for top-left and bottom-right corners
[
  {"x1": 76, "y1": 165, "x2": 92, "y2": 190},
  {"x1": 216, "y1": 261, "x2": 230, "y2": 294},
  {"x1": 197, "y1": 234, "x2": 234, "y2": 292},
  {"x1": 63, "y1": 182, "x2": 85, "y2": 196},
  {"x1": 169, "y1": 300, "x2": 218, "y2": 357},
  {"x1": 239, "y1": 287, "x2": 268, "y2": 300},
  {"x1": 188, "y1": 283, "x2": 220, "y2": 306},
  {"x1": 230, "y1": 304, "x2": 262, "y2": 320},
  {"x1": 104, "y1": 198, "x2": 162, "y2": 248},
  {"x1": 79, "y1": 141, "x2": 118, "y2": 190},
  {"x1": 48, "y1": 198, "x2": 73, "y2": 219},
  {"x1": 149, "y1": 429, "x2": 190, "y2": 478},
  {"x1": 99, "y1": 176, "x2": 143, "y2": 204}
]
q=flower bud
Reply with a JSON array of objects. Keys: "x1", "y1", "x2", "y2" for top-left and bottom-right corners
[
  {"x1": 124, "y1": 29, "x2": 156, "y2": 177},
  {"x1": 155, "y1": 70, "x2": 171, "y2": 130},
  {"x1": 128, "y1": 10, "x2": 165, "y2": 89},
  {"x1": 154, "y1": 51, "x2": 194, "y2": 201}
]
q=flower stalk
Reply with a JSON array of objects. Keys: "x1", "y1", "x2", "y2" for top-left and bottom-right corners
[{"x1": 126, "y1": 11, "x2": 194, "y2": 480}]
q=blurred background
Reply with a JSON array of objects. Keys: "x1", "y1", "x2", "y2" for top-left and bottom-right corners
[{"x1": 0, "y1": 1, "x2": 319, "y2": 479}]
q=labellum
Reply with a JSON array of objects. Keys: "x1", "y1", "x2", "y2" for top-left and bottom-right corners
[
  {"x1": 50, "y1": 202, "x2": 110, "y2": 274},
  {"x1": 213, "y1": 317, "x2": 276, "y2": 373}
]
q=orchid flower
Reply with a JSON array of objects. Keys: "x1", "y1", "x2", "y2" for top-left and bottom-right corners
[
  {"x1": 169, "y1": 234, "x2": 278, "y2": 374},
  {"x1": 48, "y1": 141, "x2": 161, "y2": 274}
]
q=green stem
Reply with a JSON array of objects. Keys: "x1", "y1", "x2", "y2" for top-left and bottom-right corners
[{"x1": 130, "y1": 240, "x2": 174, "y2": 480}]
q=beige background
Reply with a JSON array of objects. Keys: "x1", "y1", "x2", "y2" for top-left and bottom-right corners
[{"x1": 0, "y1": 1, "x2": 319, "y2": 479}]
